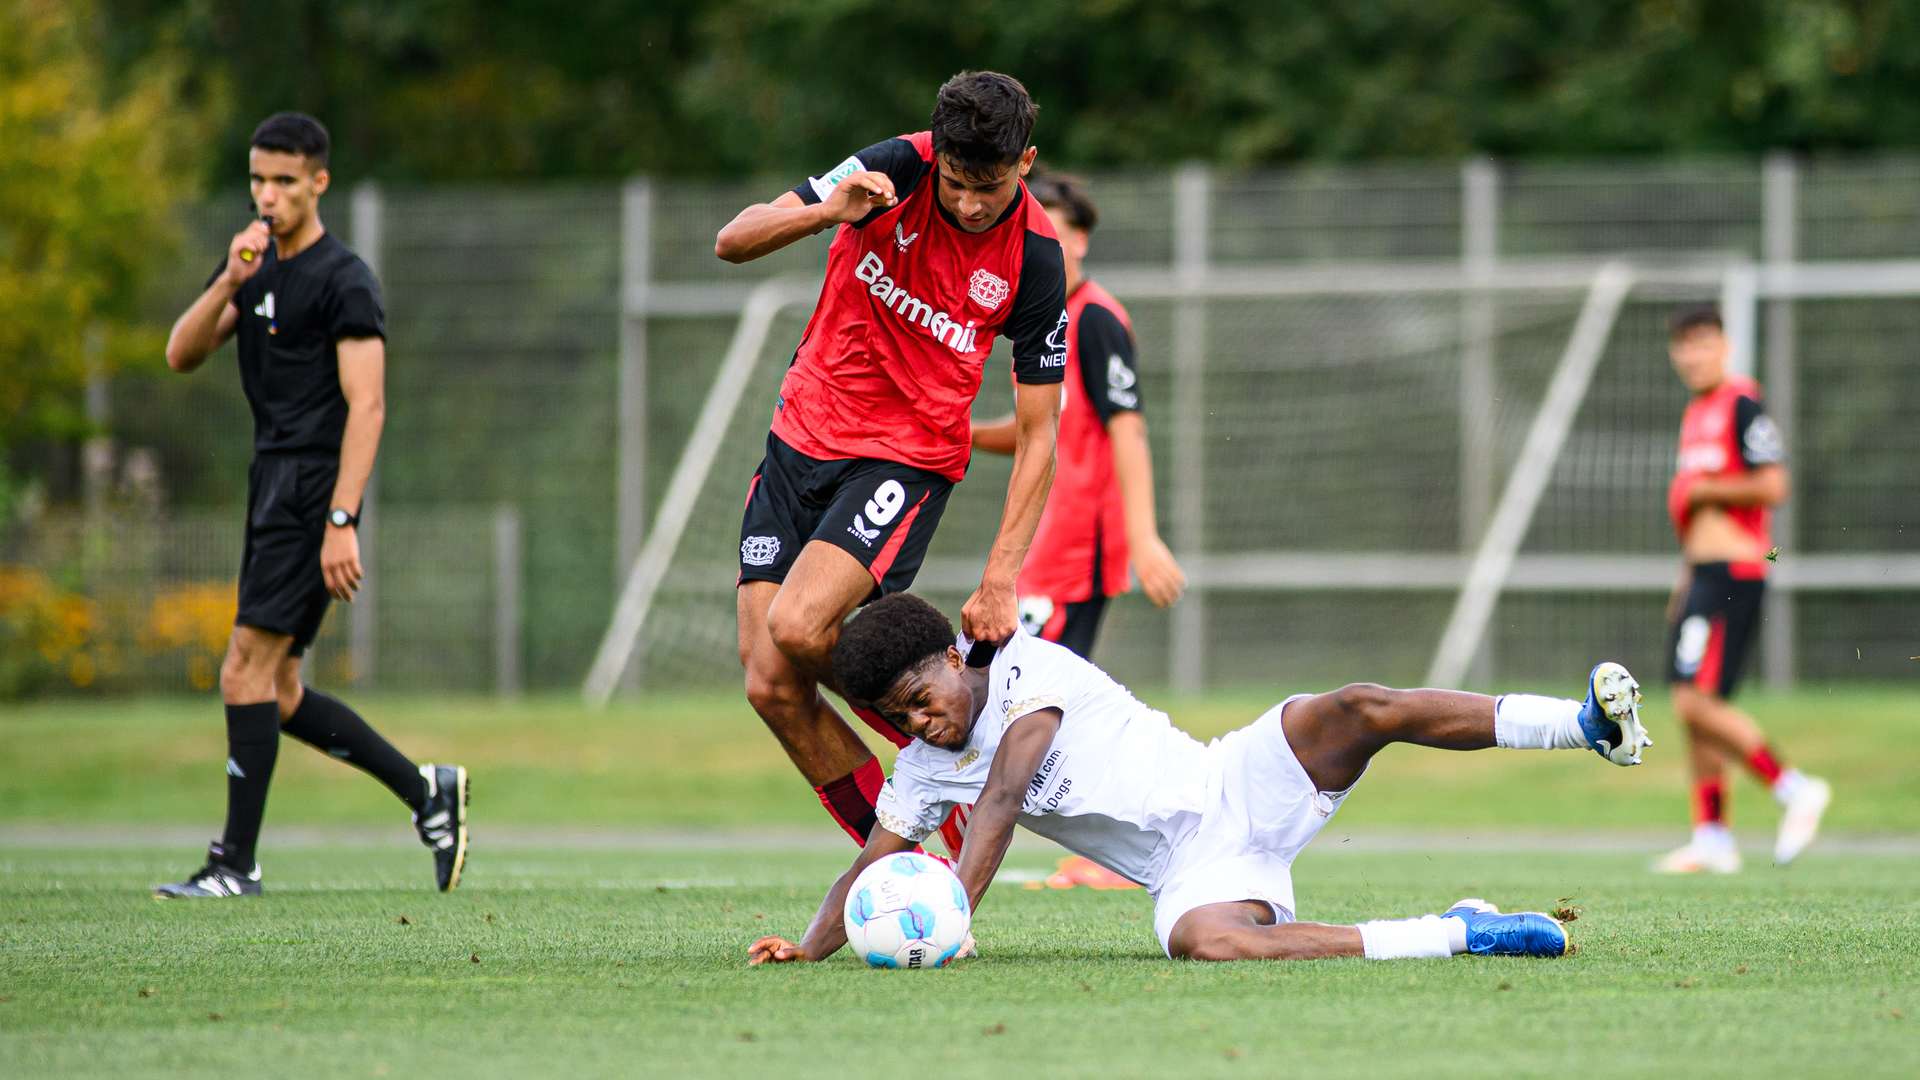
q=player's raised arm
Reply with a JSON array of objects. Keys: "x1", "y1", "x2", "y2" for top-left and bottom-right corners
[
  {"x1": 748, "y1": 825, "x2": 920, "y2": 965},
  {"x1": 715, "y1": 183, "x2": 884, "y2": 264},
  {"x1": 718, "y1": 137, "x2": 932, "y2": 264},
  {"x1": 953, "y1": 707, "x2": 1062, "y2": 912}
]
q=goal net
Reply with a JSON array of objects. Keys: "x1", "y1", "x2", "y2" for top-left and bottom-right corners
[{"x1": 588, "y1": 261, "x2": 1703, "y2": 700}]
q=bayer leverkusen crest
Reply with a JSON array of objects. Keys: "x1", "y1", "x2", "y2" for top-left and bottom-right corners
[{"x1": 968, "y1": 268, "x2": 1009, "y2": 310}]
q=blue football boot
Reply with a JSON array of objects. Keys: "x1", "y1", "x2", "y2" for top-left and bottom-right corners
[
  {"x1": 1444, "y1": 898, "x2": 1568, "y2": 958},
  {"x1": 1578, "y1": 661, "x2": 1650, "y2": 766}
]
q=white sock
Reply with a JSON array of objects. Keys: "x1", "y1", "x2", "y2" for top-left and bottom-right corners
[
  {"x1": 1692, "y1": 823, "x2": 1735, "y2": 851},
  {"x1": 1493, "y1": 694, "x2": 1589, "y2": 751},
  {"x1": 1772, "y1": 769, "x2": 1808, "y2": 805},
  {"x1": 1357, "y1": 915, "x2": 1458, "y2": 960}
]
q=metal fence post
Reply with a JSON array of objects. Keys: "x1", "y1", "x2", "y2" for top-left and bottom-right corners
[
  {"x1": 1170, "y1": 163, "x2": 1210, "y2": 693},
  {"x1": 1460, "y1": 158, "x2": 1500, "y2": 686},
  {"x1": 494, "y1": 503, "x2": 523, "y2": 697},
  {"x1": 1761, "y1": 153, "x2": 1798, "y2": 689},
  {"x1": 350, "y1": 181, "x2": 383, "y2": 687},
  {"x1": 82, "y1": 330, "x2": 112, "y2": 527},
  {"x1": 617, "y1": 178, "x2": 653, "y2": 692}
]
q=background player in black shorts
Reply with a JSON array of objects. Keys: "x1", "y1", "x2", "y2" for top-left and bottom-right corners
[
  {"x1": 973, "y1": 173, "x2": 1186, "y2": 663},
  {"x1": 1655, "y1": 307, "x2": 1828, "y2": 875},
  {"x1": 156, "y1": 113, "x2": 467, "y2": 897}
]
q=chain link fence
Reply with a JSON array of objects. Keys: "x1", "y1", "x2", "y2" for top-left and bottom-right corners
[{"x1": 7, "y1": 156, "x2": 1918, "y2": 697}]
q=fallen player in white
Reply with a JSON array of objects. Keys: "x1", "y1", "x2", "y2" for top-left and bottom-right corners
[{"x1": 749, "y1": 593, "x2": 1651, "y2": 964}]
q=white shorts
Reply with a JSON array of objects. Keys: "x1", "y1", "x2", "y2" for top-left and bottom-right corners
[{"x1": 1150, "y1": 695, "x2": 1356, "y2": 955}]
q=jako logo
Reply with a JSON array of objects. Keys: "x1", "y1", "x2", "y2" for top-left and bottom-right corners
[{"x1": 856, "y1": 252, "x2": 981, "y2": 354}]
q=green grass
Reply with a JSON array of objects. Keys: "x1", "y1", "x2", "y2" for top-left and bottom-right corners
[
  {"x1": 4, "y1": 687, "x2": 1917, "y2": 1075},
  {"x1": 3, "y1": 686, "x2": 1916, "y2": 832},
  {"x1": 3, "y1": 844, "x2": 1917, "y2": 1078}
]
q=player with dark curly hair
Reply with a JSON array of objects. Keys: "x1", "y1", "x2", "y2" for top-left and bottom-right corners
[{"x1": 750, "y1": 592, "x2": 1651, "y2": 963}]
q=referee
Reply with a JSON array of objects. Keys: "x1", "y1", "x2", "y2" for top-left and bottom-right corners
[{"x1": 156, "y1": 113, "x2": 467, "y2": 897}]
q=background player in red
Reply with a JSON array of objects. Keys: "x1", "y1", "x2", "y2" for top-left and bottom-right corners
[
  {"x1": 1655, "y1": 307, "x2": 1830, "y2": 874},
  {"x1": 972, "y1": 173, "x2": 1186, "y2": 890},
  {"x1": 974, "y1": 173, "x2": 1186, "y2": 659},
  {"x1": 713, "y1": 72, "x2": 1067, "y2": 852}
]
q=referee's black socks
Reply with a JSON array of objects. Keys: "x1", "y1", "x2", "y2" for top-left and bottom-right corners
[
  {"x1": 220, "y1": 701, "x2": 281, "y2": 869},
  {"x1": 284, "y1": 687, "x2": 430, "y2": 812}
]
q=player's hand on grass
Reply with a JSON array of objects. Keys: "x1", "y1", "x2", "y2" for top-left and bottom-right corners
[
  {"x1": 225, "y1": 221, "x2": 272, "y2": 287},
  {"x1": 1131, "y1": 535, "x2": 1187, "y2": 608},
  {"x1": 821, "y1": 171, "x2": 897, "y2": 224},
  {"x1": 321, "y1": 525, "x2": 363, "y2": 602},
  {"x1": 747, "y1": 936, "x2": 811, "y2": 965},
  {"x1": 962, "y1": 574, "x2": 1018, "y2": 645}
]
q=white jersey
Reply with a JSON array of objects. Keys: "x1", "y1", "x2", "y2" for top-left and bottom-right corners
[{"x1": 874, "y1": 632, "x2": 1212, "y2": 889}]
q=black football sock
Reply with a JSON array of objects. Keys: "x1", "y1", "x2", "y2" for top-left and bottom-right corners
[
  {"x1": 219, "y1": 702, "x2": 282, "y2": 869},
  {"x1": 283, "y1": 687, "x2": 429, "y2": 812}
]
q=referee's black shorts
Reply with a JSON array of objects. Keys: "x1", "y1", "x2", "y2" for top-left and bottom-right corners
[{"x1": 237, "y1": 454, "x2": 338, "y2": 656}]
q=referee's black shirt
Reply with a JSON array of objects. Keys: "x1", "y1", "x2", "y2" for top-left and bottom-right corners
[{"x1": 207, "y1": 232, "x2": 385, "y2": 456}]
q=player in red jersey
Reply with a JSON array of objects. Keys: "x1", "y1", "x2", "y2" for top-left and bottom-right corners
[
  {"x1": 970, "y1": 174, "x2": 1186, "y2": 890},
  {"x1": 1655, "y1": 307, "x2": 1829, "y2": 874},
  {"x1": 974, "y1": 173, "x2": 1186, "y2": 658},
  {"x1": 714, "y1": 72, "x2": 1067, "y2": 853}
]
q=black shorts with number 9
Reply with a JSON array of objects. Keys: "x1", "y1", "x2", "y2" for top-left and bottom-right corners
[{"x1": 737, "y1": 432, "x2": 953, "y2": 602}]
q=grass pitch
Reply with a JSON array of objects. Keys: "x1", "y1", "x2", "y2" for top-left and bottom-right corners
[
  {"x1": 3, "y1": 686, "x2": 1917, "y2": 1076},
  {"x1": 3, "y1": 844, "x2": 1917, "y2": 1078},
  {"x1": 3, "y1": 686, "x2": 1917, "y2": 831}
]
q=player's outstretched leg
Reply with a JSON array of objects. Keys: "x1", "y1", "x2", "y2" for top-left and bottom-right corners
[
  {"x1": 1279, "y1": 661, "x2": 1651, "y2": 795},
  {"x1": 1167, "y1": 898, "x2": 1566, "y2": 962}
]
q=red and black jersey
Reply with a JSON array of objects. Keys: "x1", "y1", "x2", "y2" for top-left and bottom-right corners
[
  {"x1": 775, "y1": 132, "x2": 1068, "y2": 482},
  {"x1": 1670, "y1": 374, "x2": 1785, "y2": 576},
  {"x1": 1018, "y1": 280, "x2": 1141, "y2": 604}
]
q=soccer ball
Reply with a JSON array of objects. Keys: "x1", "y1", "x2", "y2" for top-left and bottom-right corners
[{"x1": 843, "y1": 852, "x2": 971, "y2": 969}]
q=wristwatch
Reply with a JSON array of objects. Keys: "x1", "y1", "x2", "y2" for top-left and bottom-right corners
[{"x1": 327, "y1": 507, "x2": 359, "y2": 528}]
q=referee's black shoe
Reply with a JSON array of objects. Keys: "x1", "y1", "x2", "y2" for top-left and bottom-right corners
[
  {"x1": 413, "y1": 764, "x2": 469, "y2": 891},
  {"x1": 152, "y1": 841, "x2": 262, "y2": 899}
]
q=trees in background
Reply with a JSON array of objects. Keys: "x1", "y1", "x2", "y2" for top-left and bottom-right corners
[
  {"x1": 0, "y1": 0, "x2": 214, "y2": 521},
  {"x1": 99, "y1": 0, "x2": 1920, "y2": 185}
]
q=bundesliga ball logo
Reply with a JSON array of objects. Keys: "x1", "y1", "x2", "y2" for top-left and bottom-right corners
[{"x1": 843, "y1": 852, "x2": 972, "y2": 969}]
